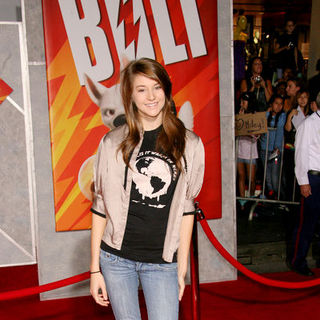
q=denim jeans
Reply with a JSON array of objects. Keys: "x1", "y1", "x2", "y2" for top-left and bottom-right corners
[
  {"x1": 100, "y1": 250, "x2": 179, "y2": 320},
  {"x1": 260, "y1": 150, "x2": 281, "y2": 195}
]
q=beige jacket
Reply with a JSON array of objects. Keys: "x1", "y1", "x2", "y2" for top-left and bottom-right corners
[{"x1": 91, "y1": 125, "x2": 205, "y2": 262}]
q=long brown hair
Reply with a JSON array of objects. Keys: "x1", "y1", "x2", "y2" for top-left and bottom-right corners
[
  {"x1": 295, "y1": 89, "x2": 310, "y2": 116},
  {"x1": 119, "y1": 57, "x2": 186, "y2": 170}
]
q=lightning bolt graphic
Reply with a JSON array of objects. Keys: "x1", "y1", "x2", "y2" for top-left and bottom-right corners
[{"x1": 117, "y1": 0, "x2": 141, "y2": 54}]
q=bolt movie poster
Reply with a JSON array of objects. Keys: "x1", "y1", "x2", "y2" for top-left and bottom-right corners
[{"x1": 42, "y1": 0, "x2": 221, "y2": 231}]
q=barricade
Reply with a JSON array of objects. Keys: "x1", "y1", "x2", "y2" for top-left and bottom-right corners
[{"x1": 236, "y1": 127, "x2": 300, "y2": 220}]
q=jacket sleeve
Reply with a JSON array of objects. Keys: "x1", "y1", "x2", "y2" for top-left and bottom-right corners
[
  {"x1": 184, "y1": 136, "x2": 205, "y2": 213},
  {"x1": 91, "y1": 135, "x2": 108, "y2": 217}
]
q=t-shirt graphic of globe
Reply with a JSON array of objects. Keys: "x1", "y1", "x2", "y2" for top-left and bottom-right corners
[{"x1": 132, "y1": 153, "x2": 175, "y2": 208}]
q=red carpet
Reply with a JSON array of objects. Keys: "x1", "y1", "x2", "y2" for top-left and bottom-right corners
[{"x1": 1, "y1": 265, "x2": 320, "y2": 319}]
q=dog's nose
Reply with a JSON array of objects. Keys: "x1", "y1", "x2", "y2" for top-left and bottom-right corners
[{"x1": 113, "y1": 114, "x2": 127, "y2": 127}]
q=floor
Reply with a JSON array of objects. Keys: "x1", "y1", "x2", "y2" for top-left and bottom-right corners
[{"x1": 236, "y1": 199, "x2": 320, "y2": 274}]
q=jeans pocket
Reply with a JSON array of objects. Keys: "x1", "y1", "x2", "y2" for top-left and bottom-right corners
[
  {"x1": 155, "y1": 262, "x2": 178, "y2": 271},
  {"x1": 100, "y1": 250, "x2": 119, "y2": 265}
]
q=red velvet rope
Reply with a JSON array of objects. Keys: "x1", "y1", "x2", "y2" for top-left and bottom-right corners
[
  {"x1": 0, "y1": 271, "x2": 90, "y2": 301},
  {"x1": 1, "y1": 218, "x2": 320, "y2": 302},
  {"x1": 199, "y1": 219, "x2": 320, "y2": 289}
]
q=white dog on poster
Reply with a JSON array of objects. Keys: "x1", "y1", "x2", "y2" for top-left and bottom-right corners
[{"x1": 78, "y1": 65, "x2": 194, "y2": 201}]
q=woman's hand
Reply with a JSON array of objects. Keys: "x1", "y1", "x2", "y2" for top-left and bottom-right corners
[
  {"x1": 250, "y1": 76, "x2": 256, "y2": 88},
  {"x1": 289, "y1": 109, "x2": 298, "y2": 118},
  {"x1": 259, "y1": 77, "x2": 266, "y2": 88},
  {"x1": 90, "y1": 272, "x2": 109, "y2": 307},
  {"x1": 178, "y1": 264, "x2": 187, "y2": 301}
]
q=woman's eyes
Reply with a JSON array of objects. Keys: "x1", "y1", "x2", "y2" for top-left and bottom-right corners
[{"x1": 137, "y1": 86, "x2": 161, "y2": 92}]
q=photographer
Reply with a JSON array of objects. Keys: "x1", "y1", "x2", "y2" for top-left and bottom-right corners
[
  {"x1": 274, "y1": 19, "x2": 300, "y2": 79},
  {"x1": 240, "y1": 57, "x2": 273, "y2": 112}
]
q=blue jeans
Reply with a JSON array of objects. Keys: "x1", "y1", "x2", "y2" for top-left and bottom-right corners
[
  {"x1": 100, "y1": 250, "x2": 179, "y2": 320},
  {"x1": 260, "y1": 150, "x2": 281, "y2": 195}
]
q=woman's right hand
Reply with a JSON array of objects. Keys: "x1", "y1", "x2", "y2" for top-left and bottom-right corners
[
  {"x1": 90, "y1": 272, "x2": 109, "y2": 307},
  {"x1": 289, "y1": 109, "x2": 298, "y2": 118}
]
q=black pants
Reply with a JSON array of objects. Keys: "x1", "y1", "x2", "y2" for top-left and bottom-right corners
[{"x1": 288, "y1": 173, "x2": 320, "y2": 268}]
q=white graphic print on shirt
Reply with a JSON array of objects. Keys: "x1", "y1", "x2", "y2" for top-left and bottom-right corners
[{"x1": 131, "y1": 151, "x2": 178, "y2": 209}]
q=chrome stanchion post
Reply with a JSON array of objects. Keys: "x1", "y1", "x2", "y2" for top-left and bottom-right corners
[{"x1": 190, "y1": 202, "x2": 204, "y2": 320}]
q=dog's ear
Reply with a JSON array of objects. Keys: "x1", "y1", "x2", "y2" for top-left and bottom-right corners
[
  {"x1": 84, "y1": 73, "x2": 107, "y2": 106},
  {"x1": 120, "y1": 55, "x2": 130, "y2": 70},
  {"x1": 178, "y1": 101, "x2": 194, "y2": 131}
]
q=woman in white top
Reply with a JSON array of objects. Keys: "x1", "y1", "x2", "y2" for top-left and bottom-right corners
[
  {"x1": 285, "y1": 90, "x2": 312, "y2": 133},
  {"x1": 283, "y1": 89, "x2": 313, "y2": 200},
  {"x1": 237, "y1": 92, "x2": 259, "y2": 208}
]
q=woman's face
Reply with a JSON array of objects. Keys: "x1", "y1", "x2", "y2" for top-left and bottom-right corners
[
  {"x1": 297, "y1": 92, "x2": 309, "y2": 108},
  {"x1": 252, "y1": 59, "x2": 263, "y2": 75},
  {"x1": 131, "y1": 74, "x2": 165, "y2": 129},
  {"x1": 271, "y1": 98, "x2": 283, "y2": 114},
  {"x1": 283, "y1": 68, "x2": 293, "y2": 80},
  {"x1": 285, "y1": 21, "x2": 295, "y2": 34},
  {"x1": 286, "y1": 81, "x2": 299, "y2": 97},
  {"x1": 276, "y1": 83, "x2": 286, "y2": 97},
  {"x1": 240, "y1": 99, "x2": 248, "y2": 110}
]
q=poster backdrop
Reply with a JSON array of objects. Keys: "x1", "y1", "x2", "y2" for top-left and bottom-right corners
[
  {"x1": 42, "y1": 0, "x2": 221, "y2": 231},
  {"x1": 0, "y1": 78, "x2": 13, "y2": 104}
]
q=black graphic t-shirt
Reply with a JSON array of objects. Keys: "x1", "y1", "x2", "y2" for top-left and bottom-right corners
[{"x1": 101, "y1": 126, "x2": 179, "y2": 263}]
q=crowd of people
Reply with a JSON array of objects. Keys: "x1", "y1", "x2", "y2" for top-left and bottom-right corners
[
  {"x1": 235, "y1": 19, "x2": 320, "y2": 276},
  {"x1": 235, "y1": 19, "x2": 320, "y2": 208}
]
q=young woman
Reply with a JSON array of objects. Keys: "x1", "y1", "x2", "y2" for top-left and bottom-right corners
[
  {"x1": 284, "y1": 78, "x2": 301, "y2": 113},
  {"x1": 283, "y1": 90, "x2": 312, "y2": 201},
  {"x1": 285, "y1": 90, "x2": 312, "y2": 133},
  {"x1": 240, "y1": 57, "x2": 273, "y2": 112},
  {"x1": 90, "y1": 58, "x2": 205, "y2": 320},
  {"x1": 259, "y1": 95, "x2": 286, "y2": 198},
  {"x1": 237, "y1": 92, "x2": 259, "y2": 209}
]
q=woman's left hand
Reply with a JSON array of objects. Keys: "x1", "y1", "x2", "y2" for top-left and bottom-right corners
[{"x1": 178, "y1": 265, "x2": 187, "y2": 301}]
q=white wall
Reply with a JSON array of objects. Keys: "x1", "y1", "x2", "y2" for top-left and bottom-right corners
[{"x1": 0, "y1": 0, "x2": 21, "y2": 21}]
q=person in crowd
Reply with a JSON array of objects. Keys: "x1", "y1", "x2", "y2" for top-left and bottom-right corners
[
  {"x1": 274, "y1": 67, "x2": 294, "y2": 86},
  {"x1": 308, "y1": 58, "x2": 320, "y2": 103},
  {"x1": 240, "y1": 57, "x2": 273, "y2": 112},
  {"x1": 286, "y1": 98, "x2": 320, "y2": 276},
  {"x1": 274, "y1": 19, "x2": 299, "y2": 80},
  {"x1": 274, "y1": 81, "x2": 287, "y2": 99},
  {"x1": 285, "y1": 90, "x2": 312, "y2": 133},
  {"x1": 237, "y1": 92, "x2": 259, "y2": 210},
  {"x1": 259, "y1": 95, "x2": 286, "y2": 199},
  {"x1": 284, "y1": 77, "x2": 302, "y2": 113},
  {"x1": 283, "y1": 90, "x2": 312, "y2": 201},
  {"x1": 89, "y1": 58, "x2": 205, "y2": 320}
]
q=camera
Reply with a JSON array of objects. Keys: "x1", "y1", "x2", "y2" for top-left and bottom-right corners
[
  {"x1": 288, "y1": 41, "x2": 294, "y2": 48},
  {"x1": 254, "y1": 75, "x2": 262, "y2": 83}
]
